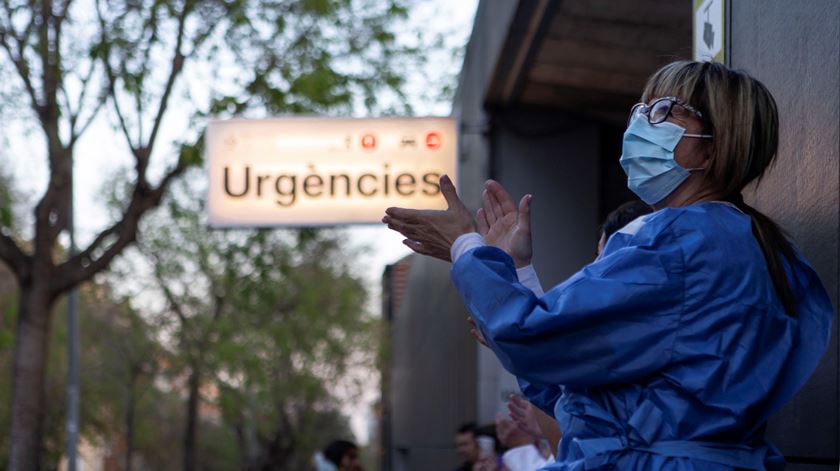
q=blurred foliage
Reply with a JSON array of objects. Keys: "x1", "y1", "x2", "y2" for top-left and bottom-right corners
[
  {"x1": 0, "y1": 0, "x2": 454, "y2": 467},
  {"x1": 111, "y1": 174, "x2": 370, "y2": 469},
  {"x1": 0, "y1": 173, "x2": 370, "y2": 470}
]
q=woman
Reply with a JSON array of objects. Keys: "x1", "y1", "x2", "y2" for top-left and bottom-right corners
[{"x1": 381, "y1": 61, "x2": 833, "y2": 470}]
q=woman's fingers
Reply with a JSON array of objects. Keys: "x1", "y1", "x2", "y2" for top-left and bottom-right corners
[
  {"x1": 485, "y1": 179, "x2": 518, "y2": 215},
  {"x1": 476, "y1": 208, "x2": 490, "y2": 236},
  {"x1": 383, "y1": 216, "x2": 429, "y2": 240},
  {"x1": 482, "y1": 189, "x2": 498, "y2": 226},
  {"x1": 487, "y1": 186, "x2": 505, "y2": 221},
  {"x1": 518, "y1": 194, "x2": 532, "y2": 233},
  {"x1": 403, "y1": 239, "x2": 449, "y2": 261},
  {"x1": 385, "y1": 206, "x2": 424, "y2": 222}
]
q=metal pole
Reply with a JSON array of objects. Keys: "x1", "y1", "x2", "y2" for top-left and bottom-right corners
[{"x1": 66, "y1": 157, "x2": 79, "y2": 471}]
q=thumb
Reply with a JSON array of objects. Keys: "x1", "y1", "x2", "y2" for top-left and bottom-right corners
[
  {"x1": 439, "y1": 174, "x2": 465, "y2": 210},
  {"x1": 518, "y1": 194, "x2": 532, "y2": 232}
]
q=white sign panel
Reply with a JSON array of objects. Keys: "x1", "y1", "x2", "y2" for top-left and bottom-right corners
[
  {"x1": 206, "y1": 117, "x2": 457, "y2": 227},
  {"x1": 693, "y1": 0, "x2": 725, "y2": 62}
]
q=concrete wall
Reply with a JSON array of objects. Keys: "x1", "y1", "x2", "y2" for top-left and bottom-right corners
[
  {"x1": 453, "y1": 0, "x2": 520, "y2": 208},
  {"x1": 474, "y1": 108, "x2": 603, "y2": 422},
  {"x1": 730, "y1": 0, "x2": 840, "y2": 468},
  {"x1": 388, "y1": 256, "x2": 477, "y2": 471}
]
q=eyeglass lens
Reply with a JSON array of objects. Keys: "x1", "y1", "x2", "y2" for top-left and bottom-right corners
[
  {"x1": 648, "y1": 100, "x2": 673, "y2": 124},
  {"x1": 629, "y1": 99, "x2": 673, "y2": 126}
]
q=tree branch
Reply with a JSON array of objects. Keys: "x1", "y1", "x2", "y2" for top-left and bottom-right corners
[
  {"x1": 0, "y1": 27, "x2": 43, "y2": 118},
  {"x1": 25, "y1": 0, "x2": 73, "y2": 267},
  {"x1": 155, "y1": 269, "x2": 190, "y2": 329},
  {"x1": 70, "y1": 88, "x2": 107, "y2": 146},
  {"x1": 144, "y1": 3, "x2": 190, "y2": 157},
  {"x1": 56, "y1": 0, "x2": 73, "y2": 25},
  {"x1": 95, "y1": 0, "x2": 136, "y2": 149},
  {"x1": 0, "y1": 232, "x2": 30, "y2": 279},
  {"x1": 66, "y1": 58, "x2": 101, "y2": 143},
  {"x1": 52, "y1": 161, "x2": 189, "y2": 294}
]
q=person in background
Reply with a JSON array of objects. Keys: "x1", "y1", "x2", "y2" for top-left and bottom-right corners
[
  {"x1": 322, "y1": 440, "x2": 363, "y2": 471},
  {"x1": 454, "y1": 422, "x2": 481, "y2": 471},
  {"x1": 596, "y1": 200, "x2": 652, "y2": 255},
  {"x1": 313, "y1": 450, "x2": 338, "y2": 471},
  {"x1": 496, "y1": 413, "x2": 552, "y2": 471},
  {"x1": 471, "y1": 424, "x2": 505, "y2": 471}
]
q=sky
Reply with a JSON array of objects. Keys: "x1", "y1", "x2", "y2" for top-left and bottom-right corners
[{"x1": 0, "y1": 0, "x2": 480, "y2": 447}]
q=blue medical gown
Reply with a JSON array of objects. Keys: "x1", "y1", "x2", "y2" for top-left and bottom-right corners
[{"x1": 451, "y1": 203, "x2": 833, "y2": 470}]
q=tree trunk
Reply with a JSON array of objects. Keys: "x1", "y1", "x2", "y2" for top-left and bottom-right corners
[
  {"x1": 8, "y1": 285, "x2": 53, "y2": 471},
  {"x1": 125, "y1": 372, "x2": 137, "y2": 471},
  {"x1": 183, "y1": 365, "x2": 200, "y2": 471}
]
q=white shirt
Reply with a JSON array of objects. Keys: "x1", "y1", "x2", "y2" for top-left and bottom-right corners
[
  {"x1": 450, "y1": 233, "x2": 544, "y2": 296},
  {"x1": 501, "y1": 444, "x2": 553, "y2": 471}
]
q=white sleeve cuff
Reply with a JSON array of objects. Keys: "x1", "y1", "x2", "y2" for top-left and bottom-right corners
[
  {"x1": 450, "y1": 232, "x2": 485, "y2": 263},
  {"x1": 516, "y1": 265, "x2": 544, "y2": 296}
]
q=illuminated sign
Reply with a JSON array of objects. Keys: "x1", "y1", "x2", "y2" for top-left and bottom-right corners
[{"x1": 206, "y1": 117, "x2": 457, "y2": 227}]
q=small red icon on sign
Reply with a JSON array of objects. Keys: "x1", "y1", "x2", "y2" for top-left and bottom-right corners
[
  {"x1": 361, "y1": 134, "x2": 377, "y2": 150},
  {"x1": 425, "y1": 132, "x2": 442, "y2": 150}
]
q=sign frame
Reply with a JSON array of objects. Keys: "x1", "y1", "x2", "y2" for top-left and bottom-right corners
[{"x1": 205, "y1": 116, "x2": 458, "y2": 228}]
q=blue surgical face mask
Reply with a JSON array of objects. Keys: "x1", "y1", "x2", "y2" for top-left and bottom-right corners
[{"x1": 619, "y1": 114, "x2": 706, "y2": 205}]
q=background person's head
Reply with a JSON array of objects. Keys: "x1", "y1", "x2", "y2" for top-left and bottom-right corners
[
  {"x1": 454, "y1": 422, "x2": 479, "y2": 464},
  {"x1": 598, "y1": 200, "x2": 653, "y2": 255},
  {"x1": 323, "y1": 440, "x2": 360, "y2": 471}
]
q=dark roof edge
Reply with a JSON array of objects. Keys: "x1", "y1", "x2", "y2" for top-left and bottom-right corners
[{"x1": 484, "y1": 0, "x2": 559, "y2": 108}]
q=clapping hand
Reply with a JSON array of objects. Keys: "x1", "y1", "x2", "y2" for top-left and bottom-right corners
[
  {"x1": 382, "y1": 175, "x2": 474, "y2": 261},
  {"x1": 507, "y1": 395, "x2": 543, "y2": 441},
  {"x1": 476, "y1": 180, "x2": 533, "y2": 268}
]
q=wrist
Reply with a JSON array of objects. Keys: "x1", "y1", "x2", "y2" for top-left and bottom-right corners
[
  {"x1": 451, "y1": 232, "x2": 484, "y2": 263},
  {"x1": 513, "y1": 257, "x2": 531, "y2": 269}
]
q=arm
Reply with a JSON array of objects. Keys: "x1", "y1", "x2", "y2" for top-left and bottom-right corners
[
  {"x1": 451, "y1": 228, "x2": 684, "y2": 388},
  {"x1": 451, "y1": 233, "x2": 544, "y2": 296}
]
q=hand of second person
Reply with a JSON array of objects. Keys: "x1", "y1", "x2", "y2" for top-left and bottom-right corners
[
  {"x1": 382, "y1": 175, "x2": 474, "y2": 262},
  {"x1": 476, "y1": 180, "x2": 533, "y2": 268},
  {"x1": 507, "y1": 395, "x2": 543, "y2": 441}
]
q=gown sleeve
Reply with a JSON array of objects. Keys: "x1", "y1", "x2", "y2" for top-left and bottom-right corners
[{"x1": 451, "y1": 225, "x2": 685, "y2": 388}]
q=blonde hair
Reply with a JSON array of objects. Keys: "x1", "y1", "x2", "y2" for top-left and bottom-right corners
[{"x1": 642, "y1": 61, "x2": 797, "y2": 315}]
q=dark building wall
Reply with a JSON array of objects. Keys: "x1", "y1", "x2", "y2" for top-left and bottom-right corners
[
  {"x1": 471, "y1": 108, "x2": 604, "y2": 421},
  {"x1": 730, "y1": 0, "x2": 840, "y2": 468},
  {"x1": 454, "y1": 0, "x2": 520, "y2": 208},
  {"x1": 492, "y1": 109, "x2": 601, "y2": 288},
  {"x1": 388, "y1": 256, "x2": 477, "y2": 471}
]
